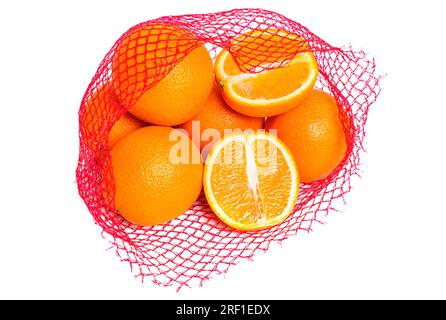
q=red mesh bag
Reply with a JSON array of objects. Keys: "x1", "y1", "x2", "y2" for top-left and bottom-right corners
[{"x1": 76, "y1": 8, "x2": 381, "y2": 289}]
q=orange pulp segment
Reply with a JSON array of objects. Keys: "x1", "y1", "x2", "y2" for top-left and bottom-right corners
[{"x1": 214, "y1": 29, "x2": 318, "y2": 117}]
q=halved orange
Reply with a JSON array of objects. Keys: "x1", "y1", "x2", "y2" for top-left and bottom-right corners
[
  {"x1": 215, "y1": 29, "x2": 318, "y2": 117},
  {"x1": 203, "y1": 131, "x2": 299, "y2": 231}
]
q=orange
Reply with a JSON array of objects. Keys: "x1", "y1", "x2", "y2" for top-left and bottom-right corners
[
  {"x1": 266, "y1": 89, "x2": 347, "y2": 183},
  {"x1": 111, "y1": 126, "x2": 203, "y2": 226},
  {"x1": 108, "y1": 112, "x2": 146, "y2": 148},
  {"x1": 214, "y1": 29, "x2": 318, "y2": 117},
  {"x1": 203, "y1": 132, "x2": 299, "y2": 231},
  {"x1": 112, "y1": 24, "x2": 214, "y2": 126},
  {"x1": 178, "y1": 86, "x2": 264, "y2": 151},
  {"x1": 80, "y1": 82, "x2": 145, "y2": 148}
]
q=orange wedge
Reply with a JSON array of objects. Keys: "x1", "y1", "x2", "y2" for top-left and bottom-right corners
[
  {"x1": 203, "y1": 131, "x2": 299, "y2": 231},
  {"x1": 215, "y1": 29, "x2": 318, "y2": 117}
]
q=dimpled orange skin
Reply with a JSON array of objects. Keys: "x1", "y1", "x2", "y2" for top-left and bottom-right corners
[
  {"x1": 112, "y1": 24, "x2": 214, "y2": 126},
  {"x1": 266, "y1": 89, "x2": 347, "y2": 183},
  {"x1": 111, "y1": 126, "x2": 203, "y2": 226},
  {"x1": 178, "y1": 86, "x2": 265, "y2": 150}
]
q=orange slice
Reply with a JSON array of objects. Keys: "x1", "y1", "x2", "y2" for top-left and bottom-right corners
[
  {"x1": 203, "y1": 131, "x2": 299, "y2": 231},
  {"x1": 215, "y1": 29, "x2": 318, "y2": 117}
]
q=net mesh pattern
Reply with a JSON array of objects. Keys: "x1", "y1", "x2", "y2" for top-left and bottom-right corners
[{"x1": 76, "y1": 8, "x2": 381, "y2": 290}]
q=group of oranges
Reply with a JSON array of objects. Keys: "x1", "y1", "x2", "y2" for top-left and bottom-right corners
[{"x1": 82, "y1": 25, "x2": 348, "y2": 231}]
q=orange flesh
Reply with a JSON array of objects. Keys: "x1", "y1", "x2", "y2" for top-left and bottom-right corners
[
  {"x1": 222, "y1": 54, "x2": 242, "y2": 76},
  {"x1": 231, "y1": 61, "x2": 311, "y2": 99},
  {"x1": 255, "y1": 139, "x2": 293, "y2": 219},
  {"x1": 228, "y1": 30, "x2": 309, "y2": 69},
  {"x1": 210, "y1": 138, "x2": 293, "y2": 225}
]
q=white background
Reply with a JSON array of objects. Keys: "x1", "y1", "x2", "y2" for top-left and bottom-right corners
[{"x1": 1, "y1": 0, "x2": 445, "y2": 299}]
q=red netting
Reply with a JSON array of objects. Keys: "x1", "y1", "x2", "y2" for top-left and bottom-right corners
[{"x1": 76, "y1": 8, "x2": 381, "y2": 290}]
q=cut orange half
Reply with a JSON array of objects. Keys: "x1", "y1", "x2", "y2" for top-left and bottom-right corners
[
  {"x1": 215, "y1": 29, "x2": 319, "y2": 117},
  {"x1": 203, "y1": 131, "x2": 299, "y2": 231}
]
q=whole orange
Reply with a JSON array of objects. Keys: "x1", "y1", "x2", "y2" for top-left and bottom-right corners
[
  {"x1": 80, "y1": 82, "x2": 145, "y2": 148},
  {"x1": 112, "y1": 24, "x2": 214, "y2": 126},
  {"x1": 111, "y1": 126, "x2": 203, "y2": 226},
  {"x1": 178, "y1": 86, "x2": 264, "y2": 151},
  {"x1": 266, "y1": 89, "x2": 347, "y2": 183}
]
